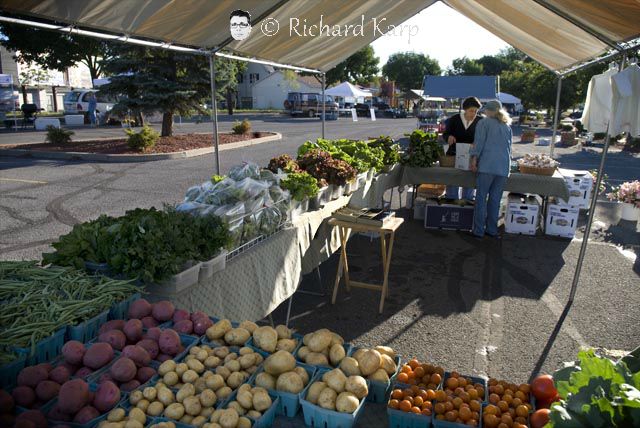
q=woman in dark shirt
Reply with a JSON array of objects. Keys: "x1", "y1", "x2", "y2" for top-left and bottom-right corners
[{"x1": 442, "y1": 97, "x2": 482, "y2": 200}]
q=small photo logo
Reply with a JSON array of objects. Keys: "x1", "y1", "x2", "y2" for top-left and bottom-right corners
[{"x1": 230, "y1": 9, "x2": 251, "y2": 41}]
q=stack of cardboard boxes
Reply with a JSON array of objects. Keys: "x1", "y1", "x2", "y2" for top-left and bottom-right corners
[{"x1": 544, "y1": 169, "x2": 592, "y2": 238}]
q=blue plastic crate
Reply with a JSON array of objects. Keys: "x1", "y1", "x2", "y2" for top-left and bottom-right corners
[
  {"x1": 0, "y1": 354, "x2": 26, "y2": 388},
  {"x1": 388, "y1": 407, "x2": 432, "y2": 428},
  {"x1": 12, "y1": 328, "x2": 67, "y2": 366},
  {"x1": 246, "y1": 332, "x2": 304, "y2": 357},
  {"x1": 108, "y1": 293, "x2": 141, "y2": 320},
  {"x1": 299, "y1": 371, "x2": 368, "y2": 428},
  {"x1": 67, "y1": 310, "x2": 109, "y2": 343},
  {"x1": 222, "y1": 390, "x2": 279, "y2": 428},
  {"x1": 443, "y1": 372, "x2": 488, "y2": 403},
  {"x1": 347, "y1": 347, "x2": 402, "y2": 403},
  {"x1": 46, "y1": 382, "x2": 127, "y2": 428},
  {"x1": 250, "y1": 362, "x2": 316, "y2": 417}
]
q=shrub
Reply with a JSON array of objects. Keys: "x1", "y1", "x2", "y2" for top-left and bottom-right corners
[
  {"x1": 560, "y1": 124, "x2": 575, "y2": 132},
  {"x1": 125, "y1": 125, "x2": 159, "y2": 152},
  {"x1": 232, "y1": 118, "x2": 251, "y2": 134},
  {"x1": 45, "y1": 126, "x2": 74, "y2": 145}
]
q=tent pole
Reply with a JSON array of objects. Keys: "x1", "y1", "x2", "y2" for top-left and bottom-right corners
[
  {"x1": 568, "y1": 124, "x2": 611, "y2": 302},
  {"x1": 321, "y1": 73, "x2": 326, "y2": 138},
  {"x1": 209, "y1": 53, "x2": 220, "y2": 175},
  {"x1": 549, "y1": 76, "x2": 562, "y2": 158}
]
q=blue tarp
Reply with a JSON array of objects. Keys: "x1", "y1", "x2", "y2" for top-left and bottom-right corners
[{"x1": 423, "y1": 76, "x2": 497, "y2": 99}]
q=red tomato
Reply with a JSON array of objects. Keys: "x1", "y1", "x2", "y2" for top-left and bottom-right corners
[
  {"x1": 531, "y1": 375, "x2": 557, "y2": 401},
  {"x1": 530, "y1": 409, "x2": 551, "y2": 428},
  {"x1": 536, "y1": 394, "x2": 560, "y2": 409}
]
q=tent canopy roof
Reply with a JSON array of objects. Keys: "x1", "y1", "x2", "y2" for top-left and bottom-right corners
[
  {"x1": 325, "y1": 82, "x2": 372, "y2": 98},
  {"x1": 2, "y1": 0, "x2": 639, "y2": 72},
  {"x1": 479, "y1": 92, "x2": 521, "y2": 104}
]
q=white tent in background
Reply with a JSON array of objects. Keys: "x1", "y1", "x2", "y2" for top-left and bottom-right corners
[
  {"x1": 325, "y1": 82, "x2": 372, "y2": 98},
  {"x1": 410, "y1": 90, "x2": 446, "y2": 102}
]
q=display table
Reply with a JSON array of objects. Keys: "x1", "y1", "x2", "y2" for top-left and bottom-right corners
[
  {"x1": 401, "y1": 166, "x2": 570, "y2": 201},
  {"x1": 329, "y1": 216, "x2": 404, "y2": 313}
]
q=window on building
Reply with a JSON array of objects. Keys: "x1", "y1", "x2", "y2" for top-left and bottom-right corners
[
  {"x1": 249, "y1": 73, "x2": 260, "y2": 84},
  {"x1": 238, "y1": 74, "x2": 244, "y2": 83}
]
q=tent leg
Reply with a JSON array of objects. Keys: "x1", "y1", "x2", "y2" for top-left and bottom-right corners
[
  {"x1": 568, "y1": 125, "x2": 611, "y2": 303},
  {"x1": 209, "y1": 53, "x2": 220, "y2": 175},
  {"x1": 550, "y1": 76, "x2": 562, "y2": 158},
  {"x1": 321, "y1": 73, "x2": 326, "y2": 138}
]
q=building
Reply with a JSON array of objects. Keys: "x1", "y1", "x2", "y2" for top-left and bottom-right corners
[
  {"x1": 250, "y1": 71, "x2": 321, "y2": 110},
  {"x1": 236, "y1": 62, "x2": 274, "y2": 108}
]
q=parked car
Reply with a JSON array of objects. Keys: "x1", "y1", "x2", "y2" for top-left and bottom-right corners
[
  {"x1": 63, "y1": 89, "x2": 116, "y2": 118},
  {"x1": 284, "y1": 92, "x2": 338, "y2": 117}
]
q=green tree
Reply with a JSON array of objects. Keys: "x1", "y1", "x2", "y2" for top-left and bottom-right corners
[
  {"x1": 382, "y1": 52, "x2": 441, "y2": 91},
  {"x1": 0, "y1": 23, "x2": 109, "y2": 81},
  {"x1": 448, "y1": 56, "x2": 484, "y2": 75},
  {"x1": 325, "y1": 46, "x2": 379, "y2": 85}
]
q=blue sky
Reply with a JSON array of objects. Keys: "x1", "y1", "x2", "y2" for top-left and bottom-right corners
[{"x1": 371, "y1": 2, "x2": 509, "y2": 71}]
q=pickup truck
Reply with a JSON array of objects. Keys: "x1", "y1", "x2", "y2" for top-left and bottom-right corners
[{"x1": 284, "y1": 92, "x2": 339, "y2": 117}]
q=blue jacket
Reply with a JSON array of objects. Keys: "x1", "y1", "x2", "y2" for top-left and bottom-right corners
[{"x1": 470, "y1": 117, "x2": 512, "y2": 177}]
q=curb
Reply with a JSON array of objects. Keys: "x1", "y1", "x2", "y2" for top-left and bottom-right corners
[{"x1": 0, "y1": 132, "x2": 282, "y2": 163}]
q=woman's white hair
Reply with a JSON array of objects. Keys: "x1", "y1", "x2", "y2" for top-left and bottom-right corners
[{"x1": 487, "y1": 108, "x2": 512, "y2": 125}]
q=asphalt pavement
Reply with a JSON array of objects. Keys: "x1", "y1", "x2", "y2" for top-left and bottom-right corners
[{"x1": 1, "y1": 114, "x2": 638, "y2": 389}]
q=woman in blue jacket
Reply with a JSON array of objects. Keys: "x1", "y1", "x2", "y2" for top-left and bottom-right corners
[{"x1": 469, "y1": 100, "x2": 512, "y2": 238}]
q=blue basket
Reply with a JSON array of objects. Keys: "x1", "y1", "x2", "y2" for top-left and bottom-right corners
[
  {"x1": 388, "y1": 407, "x2": 432, "y2": 428},
  {"x1": 347, "y1": 347, "x2": 402, "y2": 403},
  {"x1": 84, "y1": 261, "x2": 111, "y2": 275},
  {"x1": 443, "y1": 372, "x2": 488, "y2": 403},
  {"x1": 250, "y1": 362, "x2": 316, "y2": 418},
  {"x1": 46, "y1": 382, "x2": 126, "y2": 428},
  {"x1": 222, "y1": 390, "x2": 279, "y2": 428},
  {"x1": 0, "y1": 354, "x2": 26, "y2": 388},
  {"x1": 67, "y1": 310, "x2": 109, "y2": 343},
  {"x1": 12, "y1": 328, "x2": 67, "y2": 366},
  {"x1": 246, "y1": 332, "x2": 304, "y2": 357},
  {"x1": 299, "y1": 371, "x2": 368, "y2": 428},
  {"x1": 108, "y1": 293, "x2": 141, "y2": 320}
]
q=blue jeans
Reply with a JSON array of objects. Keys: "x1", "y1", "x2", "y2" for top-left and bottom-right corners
[
  {"x1": 445, "y1": 186, "x2": 476, "y2": 200},
  {"x1": 473, "y1": 173, "x2": 507, "y2": 236},
  {"x1": 88, "y1": 110, "x2": 97, "y2": 125}
]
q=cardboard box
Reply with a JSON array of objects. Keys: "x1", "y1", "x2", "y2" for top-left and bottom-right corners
[
  {"x1": 413, "y1": 197, "x2": 427, "y2": 220},
  {"x1": 545, "y1": 203, "x2": 579, "y2": 238},
  {"x1": 559, "y1": 168, "x2": 593, "y2": 209},
  {"x1": 425, "y1": 199, "x2": 474, "y2": 230},
  {"x1": 505, "y1": 194, "x2": 540, "y2": 235},
  {"x1": 455, "y1": 143, "x2": 472, "y2": 171}
]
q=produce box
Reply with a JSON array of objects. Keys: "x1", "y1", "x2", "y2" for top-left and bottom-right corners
[
  {"x1": 145, "y1": 417, "x2": 192, "y2": 428},
  {"x1": 348, "y1": 347, "x2": 401, "y2": 403},
  {"x1": 387, "y1": 406, "x2": 431, "y2": 428},
  {"x1": 424, "y1": 200, "x2": 474, "y2": 231},
  {"x1": 414, "y1": 197, "x2": 427, "y2": 221},
  {"x1": 558, "y1": 168, "x2": 593, "y2": 209},
  {"x1": 300, "y1": 371, "x2": 368, "y2": 428},
  {"x1": 12, "y1": 327, "x2": 67, "y2": 366},
  {"x1": 246, "y1": 333, "x2": 304, "y2": 358},
  {"x1": 46, "y1": 382, "x2": 126, "y2": 428},
  {"x1": 0, "y1": 355, "x2": 25, "y2": 389},
  {"x1": 545, "y1": 203, "x2": 579, "y2": 239},
  {"x1": 198, "y1": 250, "x2": 228, "y2": 282},
  {"x1": 432, "y1": 409, "x2": 483, "y2": 428},
  {"x1": 222, "y1": 390, "x2": 280, "y2": 428},
  {"x1": 108, "y1": 293, "x2": 141, "y2": 321},
  {"x1": 294, "y1": 343, "x2": 353, "y2": 371},
  {"x1": 443, "y1": 372, "x2": 488, "y2": 403},
  {"x1": 67, "y1": 310, "x2": 109, "y2": 343},
  {"x1": 146, "y1": 263, "x2": 202, "y2": 296},
  {"x1": 157, "y1": 332, "x2": 200, "y2": 364},
  {"x1": 250, "y1": 362, "x2": 316, "y2": 417},
  {"x1": 505, "y1": 194, "x2": 540, "y2": 236}
]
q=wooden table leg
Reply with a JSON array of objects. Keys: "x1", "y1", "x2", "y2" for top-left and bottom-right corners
[
  {"x1": 332, "y1": 226, "x2": 351, "y2": 304},
  {"x1": 379, "y1": 231, "x2": 396, "y2": 313},
  {"x1": 378, "y1": 231, "x2": 388, "y2": 313},
  {"x1": 331, "y1": 228, "x2": 345, "y2": 304},
  {"x1": 339, "y1": 226, "x2": 351, "y2": 292}
]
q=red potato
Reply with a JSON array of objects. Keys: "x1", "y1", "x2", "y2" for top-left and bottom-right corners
[
  {"x1": 193, "y1": 317, "x2": 213, "y2": 335},
  {"x1": 0, "y1": 413, "x2": 15, "y2": 428},
  {"x1": 47, "y1": 404, "x2": 72, "y2": 422},
  {"x1": 73, "y1": 406, "x2": 99, "y2": 424},
  {"x1": 15, "y1": 410, "x2": 47, "y2": 428},
  {"x1": 109, "y1": 357, "x2": 137, "y2": 382},
  {"x1": 123, "y1": 319, "x2": 143, "y2": 343},
  {"x1": 120, "y1": 379, "x2": 140, "y2": 392},
  {"x1": 136, "y1": 366, "x2": 156, "y2": 383},
  {"x1": 156, "y1": 353, "x2": 172, "y2": 363},
  {"x1": 58, "y1": 379, "x2": 90, "y2": 414},
  {"x1": 122, "y1": 345, "x2": 151, "y2": 367},
  {"x1": 74, "y1": 367, "x2": 93, "y2": 378},
  {"x1": 35, "y1": 363, "x2": 53, "y2": 373},
  {"x1": 136, "y1": 339, "x2": 159, "y2": 359},
  {"x1": 158, "y1": 329, "x2": 181, "y2": 355},
  {"x1": 190, "y1": 311, "x2": 208, "y2": 322},
  {"x1": 12, "y1": 386, "x2": 36, "y2": 408},
  {"x1": 17, "y1": 366, "x2": 49, "y2": 388},
  {"x1": 49, "y1": 366, "x2": 71, "y2": 384},
  {"x1": 151, "y1": 301, "x2": 175, "y2": 322},
  {"x1": 128, "y1": 298, "x2": 152, "y2": 319},
  {"x1": 60, "y1": 362, "x2": 79, "y2": 376},
  {"x1": 82, "y1": 343, "x2": 114, "y2": 369},
  {"x1": 61, "y1": 341, "x2": 86, "y2": 366},
  {"x1": 0, "y1": 389, "x2": 14, "y2": 413},
  {"x1": 93, "y1": 381, "x2": 120, "y2": 412},
  {"x1": 173, "y1": 309, "x2": 190, "y2": 323},
  {"x1": 144, "y1": 327, "x2": 162, "y2": 342},
  {"x1": 173, "y1": 319, "x2": 193, "y2": 335},
  {"x1": 35, "y1": 380, "x2": 60, "y2": 402},
  {"x1": 98, "y1": 320, "x2": 125, "y2": 335},
  {"x1": 98, "y1": 330, "x2": 126, "y2": 351},
  {"x1": 140, "y1": 316, "x2": 158, "y2": 328},
  {"x1": 97, "y1": 373, "x2": 114, "y2": 384}
]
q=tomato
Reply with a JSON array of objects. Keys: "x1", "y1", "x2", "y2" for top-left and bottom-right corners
[
  {"x1": 536, "y1": 394, "x2": 560, "y2": 409},
  {"x1": 530, "y1": 409, "x2": 551, "y2": 428},
  {"x1": 531, "y1": 375, "x2": 557, "y2": 401}
]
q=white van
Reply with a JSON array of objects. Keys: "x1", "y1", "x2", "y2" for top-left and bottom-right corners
[{"x1": 63, "y1": 89, "x2": 116, "y2": 116}]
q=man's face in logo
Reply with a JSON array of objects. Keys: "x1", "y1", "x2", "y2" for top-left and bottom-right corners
[{"x1": 230, "y1": 14, "x2": 251, "y2": 41}]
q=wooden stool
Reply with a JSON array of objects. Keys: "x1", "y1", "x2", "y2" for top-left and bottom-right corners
[{"x1": 329, "y1": 217, "x2": 404, "y2": 313}]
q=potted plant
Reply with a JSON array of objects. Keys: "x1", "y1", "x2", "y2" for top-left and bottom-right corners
[
  {"x1": 521, "y1": 129, "x2": 536, "y2": 143},
  {"x1": 280, "y1": 171, "x2": 318, "y2": 219},
  {"x1": 607, "y1": 180, "x2": 640, "y2": 221},
  {"x1": 326, "y1": 158, "x2": 357, "y2": 199},
  {"x1": 561, "y1": 124, "x2": 577, "y2": 145}
]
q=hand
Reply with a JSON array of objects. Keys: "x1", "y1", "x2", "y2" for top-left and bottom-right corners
[
  {"x1": 470, "y1": 158, "x2": 478, "y2": 172},
  {"x1": 447, "y1": 136, "x2": 456, "y2": 145}
]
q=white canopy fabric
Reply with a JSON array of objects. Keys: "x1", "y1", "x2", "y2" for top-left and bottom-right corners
[
  {"x1": 325, "y1": 82, "x2": 372, "y2": 98},
  {"x1": 410, "y1": 90, "x2": 446, "y2": 102},
  {"x1": 2, "y1": 0, "x2": 639, "y2": 72}
]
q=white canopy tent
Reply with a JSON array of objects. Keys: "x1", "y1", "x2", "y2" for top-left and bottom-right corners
[
  {"x1": 325, "y1": 82, "x2": 372, "y2": 99},
  {"x1": 1, "y1": 0, "x2": 639, "y2": 312}
]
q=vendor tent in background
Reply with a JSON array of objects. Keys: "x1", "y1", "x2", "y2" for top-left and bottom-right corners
[
  {"x1": 1, "y1": 0, "x2": 640, "y2": 351},
  {"x1": 423, "y1": 75, "x2": 497, "y2": 99},
  {"x1": 325, "y1": 82, "x2": 372, "y2": 99}
]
